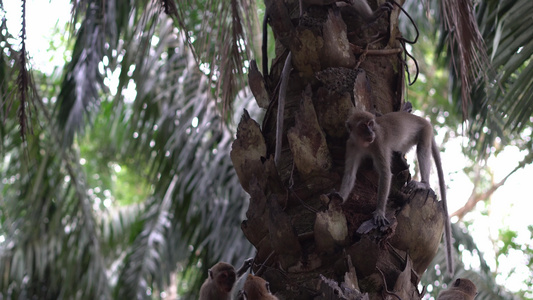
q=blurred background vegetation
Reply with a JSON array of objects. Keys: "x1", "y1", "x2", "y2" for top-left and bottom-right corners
[{"x1": 0, "y1": 0, "x2": 532, "y2": 299}]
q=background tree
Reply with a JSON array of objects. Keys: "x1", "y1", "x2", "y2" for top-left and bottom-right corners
[{"x1": 0, "y1": 0, "x2": 532, "y2": 299}]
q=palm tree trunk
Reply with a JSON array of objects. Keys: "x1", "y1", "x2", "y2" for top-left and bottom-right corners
[{"x1": 231, "y1": 1, "x2": 447, "y2": 298}]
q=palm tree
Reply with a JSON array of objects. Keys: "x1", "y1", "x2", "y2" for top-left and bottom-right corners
[
  {"x1": 0, "y1": 0, "x2": 531, "y2": 299},
  {"x1": 231, "y1": 0, "x2": 530, "y2": 298},
  {"x1": 231, "y1": 0, "x2": 453, "y2": 298}
]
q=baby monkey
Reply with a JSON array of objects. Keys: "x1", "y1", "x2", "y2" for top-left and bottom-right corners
[
  {"x1": 243, "y1": 274, "x2": 279, "y2": 300},
  {"x1": 437, "y1": 278, "x2": 477, "y2": 300},
  {"x1": 199, "y1": 259, "x2": 253, "y2": 300},
  {"x1": 339, "y1": 110, "x2": 453, "y2": 274}
]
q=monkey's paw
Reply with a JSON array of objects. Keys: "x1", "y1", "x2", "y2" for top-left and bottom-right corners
[
  {"x1": 372, "y1": 211, "x2": 390, "y2": 227},
  {"x1": 244, "y1": 257, "x2": 253, "y2": 266},
  {"x1": 356, "y1": 212, "x2": 390, "y2": 234}
]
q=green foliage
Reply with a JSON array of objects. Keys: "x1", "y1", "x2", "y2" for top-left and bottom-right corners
[
  {"x1": 496, "y1": 227, "x2": 533, "y2": 299},
  {"x1": 422, "y1": 223, "x2": 521, "y2": 300},
  {"x1": 1, "y1": 1, "x2": 256, "y2": 299},
  {"x1": 429, "y1": 0, "x2": 533, "y2": 158}
]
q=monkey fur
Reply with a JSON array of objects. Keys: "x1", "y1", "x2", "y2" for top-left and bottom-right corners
[
  {"x1": 339, "y1": 0, "x2": 393, "y2": 23},
  {"x1": 199, "y1": 262, "x2": 237, "y2": 300},
  {"x1": 349, "y1": 0, "x2": 391, "y2": 22},
  {"x1": 437, "y1": 278, "x2": 477, "y2": 300},
  {"x1": 339, "y1": 110, "x2": 454, "y2": 275},
  {"x1": 243, "y1": 274, "x2": 279, "y2": 300}
]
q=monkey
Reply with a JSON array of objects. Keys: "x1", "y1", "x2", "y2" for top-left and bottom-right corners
[
  {"x1": 339, "y1": 110, "x2": 454, "y2": 275},
  {"x1": 272, "y1": 0, "x2": 391, "y2": 167},
  {"x1": 437, "y1": 278, "x2": 477, "y2": 300},
  {"x1": 336, "y1": 0, "x2": 393, "y2": 24},
  {"x1": 242, "y1": 274, "x2": 279, "y2": 300},
  {"x1": 199, "y1": 262, "x2": 237, "y2": 300},
  {"x1": 346, "y1": 0, "x2": 393, "y2": 23},
  {"x1": 199, "y1": 259, "x2": 254, "y2": 300}
]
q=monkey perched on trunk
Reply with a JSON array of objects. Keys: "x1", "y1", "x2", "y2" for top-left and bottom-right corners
[
  {"x1": 437, "y1": 278, "x2": 477, "y2": 300},
  {"x1": 339, "y1": 110, "x2": 454, "y2": 275},
  {"x1": 199, "y1": 262, "x2": 237, "y2": 300}
]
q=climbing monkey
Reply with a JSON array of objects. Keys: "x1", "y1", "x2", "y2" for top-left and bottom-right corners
[{"x1": 339, "y1": 110, "x2": 454, "y2": 275}]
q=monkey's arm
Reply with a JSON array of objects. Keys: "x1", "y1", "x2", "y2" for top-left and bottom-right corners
[
  {"x1": 236, "y1": 258, "x2": 254, "y2": 277},
  {"x1": 373, "y1": 151, "x2": 391, "y2": 226}
]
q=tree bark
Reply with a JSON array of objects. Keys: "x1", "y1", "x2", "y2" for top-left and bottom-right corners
[{"x1": 231, "y1": 0, "x2": 447, "y2": 299}]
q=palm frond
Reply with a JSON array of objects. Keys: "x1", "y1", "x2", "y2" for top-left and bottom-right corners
[
  {"x1": 2, "y1": 1, "x2": 256, "y2": 298},
  {"x1": 15, "y1": 0, "x2": 36, "y2": 141},
  {"x1": 172, "y1": 0, "x2": 259, "y2": 113},
  {"x1": 439, "y1": 0, "x2": 490, "y2": 118},
  {"x1": 110, "y1": 12, "x2": 253, "y2": 297},
  {"x1": 56, "y1": 0, "x2": 108, "y2": 146},
  {"x1": 0, "y1": 104, "x2": 112, "y2": 298},
  {"x1": 0, "y1": 1, "x2": 37, "y2": 143},
  {"x1": 0, "y1": 17, "x2": 18, "y2": 152},
  {"x1": 114, "y1": 177, "x2": 179, "y2": 299},
  {"x1": 467, "y1": 0, "x2": 533, "y2": 153}
]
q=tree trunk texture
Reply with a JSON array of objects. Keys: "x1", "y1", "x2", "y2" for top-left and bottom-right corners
[{"x1": 231, "y1": 0, "x2": 446, "y2": 299}]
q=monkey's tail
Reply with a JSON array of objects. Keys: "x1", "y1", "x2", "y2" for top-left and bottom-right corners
[{"x1": 432, "y1": 139, "x2": 454, "y2": 276}]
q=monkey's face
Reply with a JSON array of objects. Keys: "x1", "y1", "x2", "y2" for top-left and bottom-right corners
[
  {"x1": 216, "y1": 269, "x2": 236, "y2": 293},
  {"x1": 348, "y1": 119, "x2": 375, "y2": 147}
]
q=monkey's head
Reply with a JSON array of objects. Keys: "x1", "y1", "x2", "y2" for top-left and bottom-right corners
[
  {"x1": 346, "y1": 111, "x2": 376, "y2": 147},
  {"x1": 209, "y1": 262, "x2": 237, "y2": 293},
  {"x1": 243, "y1": 274, "x2": 272, "y2": 298},
  {"x1": 451, "y1": 278, "x2": 477, "y2": 296}
]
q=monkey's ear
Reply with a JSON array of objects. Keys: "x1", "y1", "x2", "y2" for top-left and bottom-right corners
[
  {"x1": 208, "y1": 269, "x2": 214, "y2": 279},
  {"x1": 346, "y1": 121, "x2": 352, "y2": 132},
  {"x1": 453, "y1": 278, "x2": 461, "y2": 287}
]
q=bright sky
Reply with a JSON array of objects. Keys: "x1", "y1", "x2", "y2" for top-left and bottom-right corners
[
  {"x1": 442, "y1": 134, "x2": 533, "y2": 294},
  {"x1": 3, "y1": 0, "x2": 71, "y2": 74},
  {"x1": 3, "y1": 0, "x2": 533, "y2": 296}
]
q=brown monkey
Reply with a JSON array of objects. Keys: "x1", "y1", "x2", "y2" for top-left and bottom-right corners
[
  {"x1": 243, "y1": 274, "x2": 279, "y2": 300},
  {"x1": 339, "y1": 110, "x2": 454, "y2": 274},
  {"x1": 199, "y1": 262, "x2": 237, "y2": 300},
  {"x1": 437, "y1": 278, "x2": 477, "y2": 300}
]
